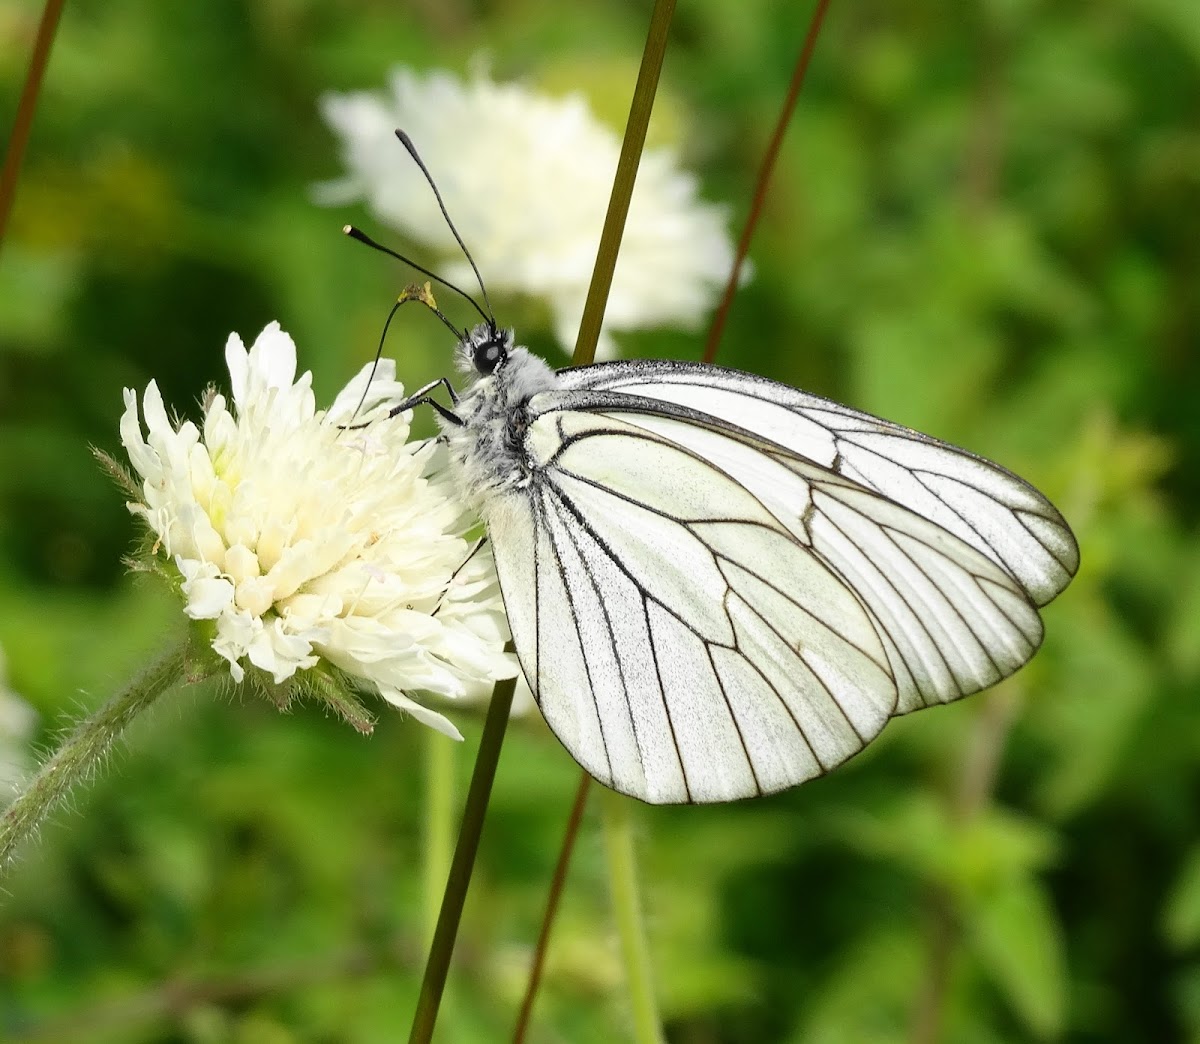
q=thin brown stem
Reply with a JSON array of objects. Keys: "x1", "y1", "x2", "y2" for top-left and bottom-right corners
[
  {"x1": 702, "y1": 0, "x2": 832, "y2": 363},
  {"x1": 908, "y1": 895, "x2": 957, "y2": 1044},
  {"x1": 511, "y1": 773, "x2": 592, "y2": 1043},
  {"x1": 953, "y1": 686, "x2": 1020, "y2": 822},
  {"x1": 0, "y1": 0, "x2": 66, "y2": 253},
  {"x1": 961, "y1": 24, "x2": 1004, "y2": 219}
]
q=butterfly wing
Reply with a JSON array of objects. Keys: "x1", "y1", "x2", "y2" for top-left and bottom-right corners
[
  {"x1": 487, "y1": 410, "x2": 898, "y2": 804},
  {"x1": 486, "y1": 397, "x2": 1042, "y2": 803},
  {"x1": 556, "y1": 359, "x2": 1079, "y2": 611}
]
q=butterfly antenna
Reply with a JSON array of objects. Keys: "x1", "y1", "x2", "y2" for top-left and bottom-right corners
[
  {"x1": 394, "y1": 129, "x2": 496, "y2": 325},
  {"x1": 343, "y1": 225, "x2": 489, "y2": 326}
]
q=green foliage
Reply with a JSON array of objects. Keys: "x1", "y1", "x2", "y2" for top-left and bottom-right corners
[{"x1": 2, "y1": 0, "x2": 1199, "y2": 1040}]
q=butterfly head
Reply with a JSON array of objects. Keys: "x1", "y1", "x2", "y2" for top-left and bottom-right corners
[{"x1": 460, "y1": 322, "x2": 512, "y2": 377}]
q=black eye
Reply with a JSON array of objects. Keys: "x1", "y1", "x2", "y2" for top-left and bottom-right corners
[{"x1": 473, "y1": 335, "x2": 506, "y2": 375}]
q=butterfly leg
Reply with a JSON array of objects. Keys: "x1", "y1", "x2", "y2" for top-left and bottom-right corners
[
  {"x1": 340, "y1": 377, "x2": 463, "y2": 429},
  {"x1": 386, "y1": 377, "x2": 463, "y2": 425},
  {"x1": 432, "y1": 534, "x2": 490, "y2": 617}
]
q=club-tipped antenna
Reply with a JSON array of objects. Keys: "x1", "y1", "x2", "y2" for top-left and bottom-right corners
[
  {"x1": 394, "y1": 129, "x2": 495, "y2": 324},
  {"x1": 343, "y1": 225, "x2": 489, "y2": 326}
]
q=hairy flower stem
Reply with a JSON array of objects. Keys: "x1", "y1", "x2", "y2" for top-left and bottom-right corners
[
  {"x1": 601, "y1": 789, "x2": 664, "y2": 1044},
  {"x1": 0, "y1": 639, "x2": 189, "y2": 873},
  {"x1": 408, "y1": 674, "x2": 516, "y2": 1044},
  {"x1": 422, "y1": 727, "x2": 456, "y2": 948}
]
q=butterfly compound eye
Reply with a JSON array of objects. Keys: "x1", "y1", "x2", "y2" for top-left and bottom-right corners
[{"x1": 473, "y1": 332, "x2": 507, "y2": 375}]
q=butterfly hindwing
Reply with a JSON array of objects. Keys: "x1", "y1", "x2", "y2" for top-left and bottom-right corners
[{"x1": 488, "y1": 410, "x2": 899, "y2": 804}]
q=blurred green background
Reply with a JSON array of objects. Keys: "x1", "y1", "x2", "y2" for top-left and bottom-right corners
[{"x1": 2, "y1": 0, "x2": 1199, "y2": 1041}]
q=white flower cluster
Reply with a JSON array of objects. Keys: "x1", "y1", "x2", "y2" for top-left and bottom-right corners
[
  {"x1": 319, "y1": 67, "x2": 741, "y2": 357},
  {"x1": 119, "y1": 322, "x2": 517, "y2": 737}
]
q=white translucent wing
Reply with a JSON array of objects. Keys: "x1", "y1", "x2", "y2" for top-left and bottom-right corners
[
  {"x1": 521, "y1": 404, "x2": 1047, "y2": 719},
  {"x1": 487, "y1": 412, "x2": 897, "y2": 804},
  {"x1": 555, "y1": 360, "x2": 1079, "y2": 608}
]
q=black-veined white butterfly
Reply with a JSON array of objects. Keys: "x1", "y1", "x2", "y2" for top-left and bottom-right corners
[
  {"x1": 352, "y1": 133, "x2": 1079, "y2": 806},
  {"x1": 431, "y1": 322, "x2": 1078, "y2": 805}
]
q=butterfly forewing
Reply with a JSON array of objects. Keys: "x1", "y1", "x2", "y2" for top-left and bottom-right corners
[{"x1": 554, "y1": 360, "x2": 1079, "y2": 607}]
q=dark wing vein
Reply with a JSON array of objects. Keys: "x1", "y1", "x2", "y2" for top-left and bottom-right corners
[
  {"x1": 545, "y1": 489, "x2": 649, "y2": 783},
  {"x1": 543, "y1": 364, "x2": 1079, "y2": 604},
  {"x1": 877, "y1": 522, "x2": 1005, "y2": 679},
  {"x1": 543, "y1": 481, "x2": 694, "y2": 799},
  {"x1": 877, "y1": 514, "x2": 1040, "y2": 647},
  {"x1": 643, "y1": 588, "x2": 692, "y2": 802},
  {"x1": 814, "y1": 490, "x2": 968, "y2": 701},
  {"x1": 718, "y1": 557, "x2": 868, "y2": 744},
  {"x1": 722, "y1": 588, "x2": 823, "y2": 767},
  {"x1": 837, "y1": 435, "x2": 1018, "y2": 579},
  {"x1": 550, "y1": 458, "x2": 874, "y2": 751},
  {"x1": 537, "y1": 489, "x2": 615, "y2": 783},
  {"x1": 551, "y1": 461, "x2": 889, "y2": 681},
  {"x1": 704, "y1": 640, "x2": 762, "y2": 796}
]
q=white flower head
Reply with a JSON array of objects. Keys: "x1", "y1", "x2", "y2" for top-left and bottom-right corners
[
  {"x1": 319, "y1": 66, "x2": 742, "y2": 358},
  {"x1": 118, "y1": 322, "x2": 518, "y2": 738}
]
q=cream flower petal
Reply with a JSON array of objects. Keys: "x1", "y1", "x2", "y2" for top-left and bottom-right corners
[
  {"x1": 319, "y1": 66, "x2": 743, "y2": 357},
  {"x1": 225, "y1": 333, "x2": 251, "y2": 407},
  {"x1": 120, "y1": 389, "x2": 159, "y2": 484},
  {"x1": 183, "y1": 577, "x2": 236, "y2": 619},
  {"x1": 248, "y1": 321, "x2": 298, "y2": 391},
  {"x1": 328, "y1": 359, "x2": 408, "y2": 422},
  {"x1": 380, "y1": 688, "x2": 464, "y2": 741}
]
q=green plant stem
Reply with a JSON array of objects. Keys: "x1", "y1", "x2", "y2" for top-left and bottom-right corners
[
  {"x1": 408, "y1": 674, "x2": 516, "y2": 1044},
  {"x1": 601, "y1": 788, "x2": 663, "y2": 1044},
  {"x1": 408, "y1": 0, "x2": 678, "y2": 1034},
  {"x1": 572, "y1": 0, "x2": 678, "y2": 366},
  {"x1": 0, "y1": 0, "x2": 66, "y2": 253},
  {"x1": 0, "y1": 639, "x2": 188, "y2": 872},
  {"x1": 515, "y1": 0, "x2": 676, "y2": 1032},
  {"x1": 416, "y1": 2, "x2": 679, "y2": 1037},
  {"x1": 422, "y1": 726, "x2": 456, "y2": 948}
]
